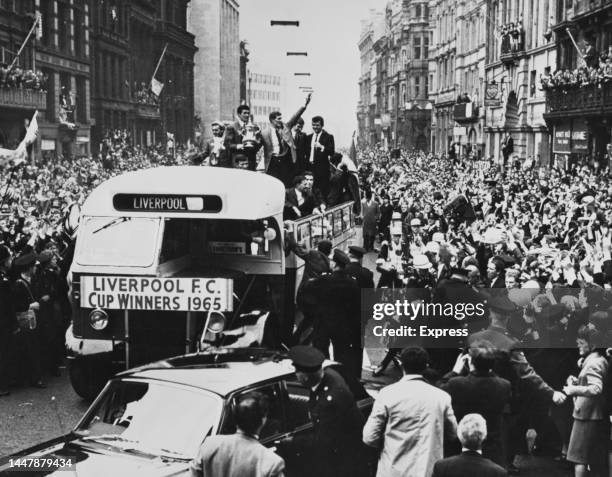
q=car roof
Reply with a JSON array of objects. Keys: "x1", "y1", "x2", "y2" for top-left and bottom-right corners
[
  {"x1": 124, "y1": 360, "x2": 296, "y2": 397},
  {"x1": 116, "y1": 349, "x2": 297, "y2": 397}
]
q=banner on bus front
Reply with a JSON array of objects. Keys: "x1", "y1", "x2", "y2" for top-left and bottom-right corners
[{"x1": 80, "y1": 276, "x2": 234, "y2": 312}]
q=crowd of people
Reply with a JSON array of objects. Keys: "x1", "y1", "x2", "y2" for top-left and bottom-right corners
[
  {"x1": 0, "y1": 136, "x2": 192, "y2": 395},
  {"x1": 541, "y1": 44, "x2": 612, "y2": 91},
  {"x1": 192, "y1": 98, "x2": 361, "y2": 216},
  {"x1": 0, "y1": 65, "x2": 47, "y2": 91},
  {"x1": 134, "y1": 81, "x2": 160, "y2": 106},
  {"x1": 331, "y1": 145, "x2": 612, "y2": 476},
  {"x1": 500, "y1": 22, "x2": 524, "y2": 54}
]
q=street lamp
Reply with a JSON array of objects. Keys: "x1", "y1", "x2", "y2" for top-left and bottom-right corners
[{"x1": 271, "y1": 20, "x2": 300, "y2": 26}]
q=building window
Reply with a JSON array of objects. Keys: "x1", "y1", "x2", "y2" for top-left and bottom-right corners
[
  {"x1": 0, "y1": 0, "x2": 14, "y2": 11},
  {"x1": 402, "y1": 49, "x2": 407, "y2": 69},
  {"x1": 423, "y1": 36, "x2": 429, "y2": 59},
  {"x1": 415, "y1": 76, "x2": 421, "y2": 98},
  {"x1": 414, "y1": 37, "x2": 421, "y2": 60},
  {"x1": 415, "y1": 4, "x2": 422, "y2": 17},
  {"x1": 401, "y1": 83, "x2": 406, "y2": 104},
  {"x1": 58, "y1": 2, "x2": 71, "y2": 52},
  {"x1": 41, "y1": 0, "x2": 53, "y2": 46},
  {"x1": 530, "y1": 70, "x2": 536, "y2": 97}
]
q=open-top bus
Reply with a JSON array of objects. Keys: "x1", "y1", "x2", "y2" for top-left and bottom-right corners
[{"x1": 66, "y1": 166, "x2": 356, "y2": 399}]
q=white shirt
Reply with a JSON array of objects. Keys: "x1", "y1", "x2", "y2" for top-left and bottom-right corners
[
  {"x1": 271, "y1": 127, "x2": 280, "y2": 155},
  {"x1": 295, "y1": 188, "x2": 304, "y2": 207},
  {"x1": 309, "y1": 132, "x2": 320, "y2": 163}
]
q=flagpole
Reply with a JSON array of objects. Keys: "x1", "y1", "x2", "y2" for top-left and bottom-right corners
[
  {"x1": 565, "y1": 28, "x2": 585, "y2": 65},
  {"x1": 9, "y1": 14, "x2": 39, "y2": 71},
  {"x1": 151, "y1": 43, "x2": 168, "y2": 83}
]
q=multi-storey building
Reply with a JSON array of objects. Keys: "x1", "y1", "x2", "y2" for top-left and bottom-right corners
[
  {"x1": 189, "y1": 0, "x2": 239, "y2": 140},
  {"x1": 248, "y1": 71, "x2": 282, "y2": 130},
  {"x1": 428, "y1": 0, "x2": 456, "y2": 154},
  {"x1": 452, "y1": 0, "x2": 486, "y2": 158},
  {"x1": 91, "y1": 0, "x2": 196, "y2": 148},
  {"x1": 544, "y1": 0, "x2": 612, "y2": 166},
  {"x1": 483, "y1": 0, "x2": 556, "y2": 165},
  {"x1": 0, "y1": 1, "x2": 46, "y2": 150},
  {"x1": 0, "y1": 0, "x2": 94, "y2": 156},
  {"x1": 358, "y1": 0, "x2": 431, "y2": 151}
]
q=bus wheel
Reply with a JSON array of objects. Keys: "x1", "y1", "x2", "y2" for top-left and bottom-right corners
[{"x1": 68, "y1": 359, "x2": 109, "y2": 401}]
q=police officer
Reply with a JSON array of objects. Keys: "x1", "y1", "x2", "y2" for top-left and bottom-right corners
[
  {"x1": 13, "y1": 251, "x2": 45, "y2": 388},
  {"x1": 468, "y1": 294, "x2": 566, "y2": 471},
  {"x1": 33, "y1": 250, "x2": 63, "y2": 376},
  {"x1": 0, "y1": 245, "x2": 17, "y2": 396},
  {"x1": 283, "y1": 346, "x2": 366, "y2": 477},
  {"x1": 345, "y1": 245, "x2": 374, "y2": 289},
  {"x1": 307, "y1": 249, "x2": 362, "y2": 380}
]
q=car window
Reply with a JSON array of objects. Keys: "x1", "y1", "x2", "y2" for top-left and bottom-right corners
[{"x1": 224, "y1": 383, "x2": 286, "y2": 440}]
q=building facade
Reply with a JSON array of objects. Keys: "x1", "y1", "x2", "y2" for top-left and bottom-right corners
[
  {"x1": 544, "y1": 0, "x2": 612, "y2": 167},
  {"x1": 428, "y1": 0, "x2": 456, "y2": 154},
  {"x1": 483, "y1": 0, "x2": 556, "y2": 165},
  {"x1": 358, "y1": 0, "x2": 431, "y2": 151},
  {"x1": 248, "y1": 71, "x2": 282, "y2": 130},
  {"x1": 0, "y1": 0, "x2": 94, "y2": 157},
  {"x1": 90, "y1": 0, "x2": 196, "y2": 149},
  {"x1": 451, "y1": 0, "x2": 486, "y2": 158},
  {"x1": 189, "y1": 0, "x2": 239, "y2": 140}
]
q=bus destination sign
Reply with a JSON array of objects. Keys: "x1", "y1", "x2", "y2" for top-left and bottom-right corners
[{"x1": 113, "y1": 194, "x2": 222, "y2": 213}]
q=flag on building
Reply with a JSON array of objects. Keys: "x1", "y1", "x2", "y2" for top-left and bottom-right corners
[{"x1": 151, "y1": 77, "x2": 164, "y2": 97}]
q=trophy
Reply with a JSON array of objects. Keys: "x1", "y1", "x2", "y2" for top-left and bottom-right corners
[{"x1": 242, "y1": 121, "x2": 261, "y2": 149}]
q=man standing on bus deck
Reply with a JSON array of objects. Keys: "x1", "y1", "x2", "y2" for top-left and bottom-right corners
[{"x1": 261, "y1": 93, "x2": 312, "y2": 186}]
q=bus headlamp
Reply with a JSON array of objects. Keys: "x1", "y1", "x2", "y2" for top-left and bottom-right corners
[{"x1": 89, "y1": 308, "x2": 109, "y2": 330}]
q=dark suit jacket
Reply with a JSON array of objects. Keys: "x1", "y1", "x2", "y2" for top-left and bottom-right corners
[
  {"x1": 439, "y1": 371, "x2": 511, "y2": 465},
  {"x1": 284, "y1": 188, "x2": 319, "y2": 220},
  {"x1": 432, "y1": 451, "x2": 507, "y2": 477},
  {"x1": 345, "y1": 262, "x2": 374, "y2": 288},
  {"x1": 306, "y1": 130, "x2": 334, "y2": 193},
  {"x1": 294, "y1": 130, "x2": 310, "y2": 174}
]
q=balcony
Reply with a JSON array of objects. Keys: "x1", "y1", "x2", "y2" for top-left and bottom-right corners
[
  {"x1": 545, "y1": 82, "x2": 612, "y2": 117},
  {"x1": 134, "y1": 103, "x2": 160, "y2": 120},
  {"x1": 499, "y1": 30, "x2": 525, "y2": 65},
  {"x1": 453, "y1": 102, "x2": 479, "y2": 122},
  {"x1": 0, "y1": 88, "x2": 46, "y2": 110}
]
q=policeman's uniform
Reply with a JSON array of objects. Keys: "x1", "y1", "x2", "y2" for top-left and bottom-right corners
[
  {"x1": 345, "y1": 246, "x2": 374, "y2": 289},
  {"x1": 0, "y1": 245, "x2": 17, "y2": 394},
  {"x1": 288, "y1": 346, "x2": 367, "y2": 477}
]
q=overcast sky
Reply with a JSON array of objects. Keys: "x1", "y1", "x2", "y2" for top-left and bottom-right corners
[{"x1": 240, "y1": 0, "x2": 381, "y2": 148}]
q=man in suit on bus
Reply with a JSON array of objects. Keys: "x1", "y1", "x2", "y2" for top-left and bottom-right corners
[
  {"x1": 260, "y1": 94, "x2": 312, "y2": 186},
  {"x1": 306, "y1": 116, "x2": 335, "y2": 200}
]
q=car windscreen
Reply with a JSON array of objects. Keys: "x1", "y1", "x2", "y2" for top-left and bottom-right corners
[
  {"x1": 75, "y1": 379, "x2": 222, "y2": 458},
  {"x1": 75, "y1": 217, "x2": 160, "y2": 267}
]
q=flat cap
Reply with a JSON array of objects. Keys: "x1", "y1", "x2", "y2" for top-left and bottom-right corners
[
  {"x1": 332, "y1": 249, "x2": 350, "y2": 266},
  {"x1": 289, "y1": 345, "x2": 325, "y2": 372},
  {"x1": 348, "y1": 245, "x2": 366, "y2": 258}
]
